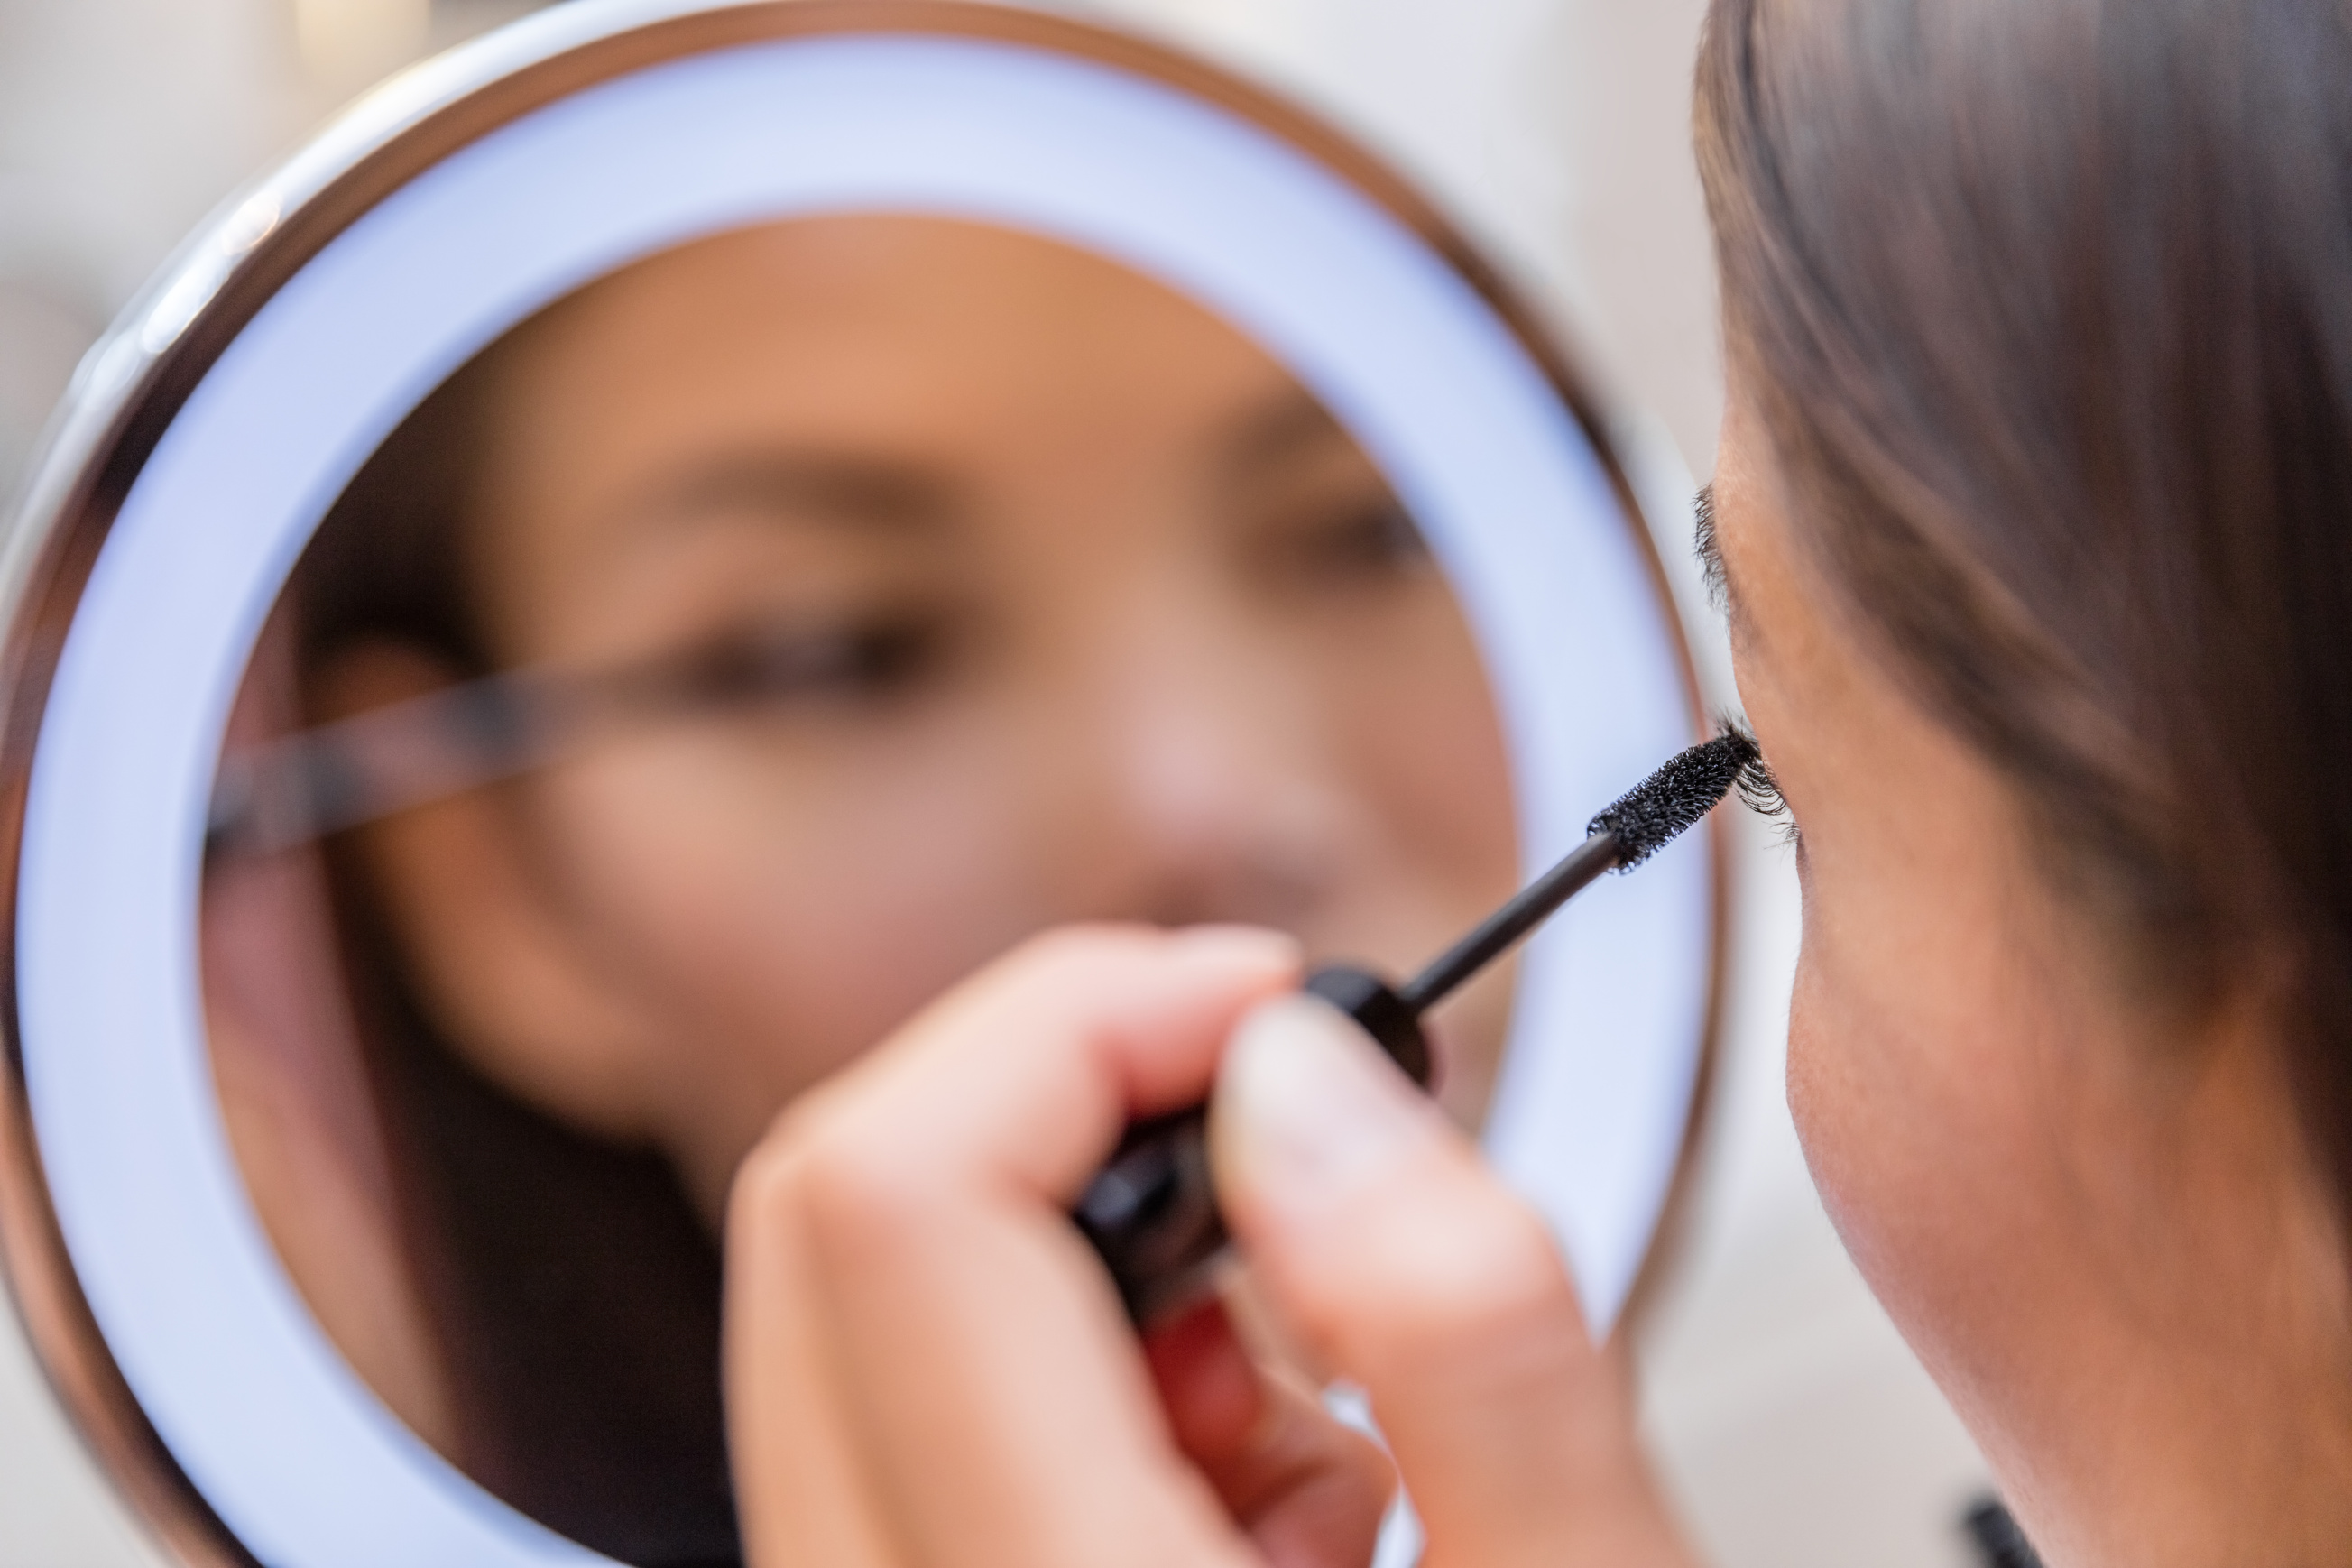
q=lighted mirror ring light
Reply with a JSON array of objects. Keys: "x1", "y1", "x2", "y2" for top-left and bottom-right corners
[{"x1": 0, "y1": 5, "x2": 1721, "y2": 1566}]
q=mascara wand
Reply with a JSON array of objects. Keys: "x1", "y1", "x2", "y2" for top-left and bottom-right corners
[{"x1": 1075, "y1": 726, "x2": 1760, "y2": 1325}]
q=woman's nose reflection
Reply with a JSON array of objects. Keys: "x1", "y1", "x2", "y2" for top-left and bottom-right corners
[{"x1": 199, "y1": 215, "x2": 1517, "y2": 1563}]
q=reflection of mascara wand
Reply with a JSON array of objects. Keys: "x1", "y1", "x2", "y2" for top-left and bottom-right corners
[{"x1": 1076, "y1": 726, "x2": 1761, "y2": 1326}]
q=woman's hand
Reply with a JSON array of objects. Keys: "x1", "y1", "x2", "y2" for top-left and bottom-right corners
[
  {"x1": 1213, "y1": 996, "x2": 1696, "y2": 1568},
  {"x1": 724, "y1": 925, "x2": 1694, "y2": 1568},
  {"x1": 723, "y1": 925, "x2": 1390, "y2": 1568}
]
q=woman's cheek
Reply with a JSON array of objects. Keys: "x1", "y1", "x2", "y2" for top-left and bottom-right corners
[
  {"x1": 1782, "y1": 918, "x2": 1949, "y2": 1322},
  {"x1": 1784, "y1": 938, "x2": 1875, "y2": 1248},
  {"x1": 1785, "y1": 882, "x2": 2058, "y2": 1407}
]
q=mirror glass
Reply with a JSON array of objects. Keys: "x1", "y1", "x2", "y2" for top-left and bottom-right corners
[{"x1": 197, "y1": 214, "x2": 1520, "y2": 1563}]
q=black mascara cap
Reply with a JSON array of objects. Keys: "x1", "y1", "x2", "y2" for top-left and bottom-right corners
[{"x1": 1304, "y1": 964, "x2": 1432, "y2": 1087}]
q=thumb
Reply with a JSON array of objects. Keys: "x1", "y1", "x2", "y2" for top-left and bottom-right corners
[{"x1": 1208, "y1": 996, "x2": 1693, "y2": 1568}]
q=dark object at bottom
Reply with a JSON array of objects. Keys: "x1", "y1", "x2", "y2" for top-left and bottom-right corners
[
  {"x1": 1074, "y1": 964, "x2": 1429, "y2": 1324},
  {"x1": 1962, "y1": 1496, "x2": 2045, "y2": 1568}
]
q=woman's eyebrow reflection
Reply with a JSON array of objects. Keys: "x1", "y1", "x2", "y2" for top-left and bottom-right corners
[
  {"x1": 1215, "y1": 384, "x2": 1361, "y2": 479},
  {"x1": 607, "y1": 449, "x2": 964, "y2": 543}
]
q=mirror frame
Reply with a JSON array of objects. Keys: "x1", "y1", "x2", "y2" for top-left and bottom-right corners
[{"x1": 0, "y1": 4, "x2": 1729, "y2": 1563}]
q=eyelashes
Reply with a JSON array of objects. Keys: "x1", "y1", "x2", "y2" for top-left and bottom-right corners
[
  {"x1": 1737, "y1": 751, "x2": 1788, "y2": 817},
  {"x1": 1721, "y1": 717, "x2": 1802, "y2": 845}
]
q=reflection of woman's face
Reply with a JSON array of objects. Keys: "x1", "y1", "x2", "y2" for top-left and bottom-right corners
[{"x1": 343, "y1": 217, "x2": 1517, "y2": 1222}]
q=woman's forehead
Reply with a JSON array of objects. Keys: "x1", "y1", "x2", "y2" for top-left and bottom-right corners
[
  {"x1": 477, "y1": 218, "x2": 1308, "y2": 484},
  {"x1": 464, "y1": 220, "x2": 1358, "y2": 562},
  {"x1": 538, "y1": 215, "x2": 1268, "y2": 361}
]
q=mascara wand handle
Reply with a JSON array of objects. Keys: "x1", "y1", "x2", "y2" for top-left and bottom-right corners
[
  {"x1": 1397, "y1": 829, "x2": 1620, "y2": 1011},
  {"x1": 1072, "y1": 964, "x2": 1433, "y2": 1325}
]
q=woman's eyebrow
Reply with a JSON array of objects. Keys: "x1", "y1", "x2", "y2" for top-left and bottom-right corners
[
  {"x1": 613, "y1": 449, "x2": 959, "y2": 540},
  {"x1": 1218, "y1": 386, "x2": 1351, "y2": 476},
  {"x1": 1694, "y1": 484, "x2": 1729, "y2": 611},
  {"x1": 1693, "y1": 484, "x2": 1764, "y2": 654}
]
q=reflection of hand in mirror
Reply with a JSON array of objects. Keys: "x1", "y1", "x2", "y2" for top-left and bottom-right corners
[{"x1": 201, "y1": 216, "x2": 1518, "y2": 1556}]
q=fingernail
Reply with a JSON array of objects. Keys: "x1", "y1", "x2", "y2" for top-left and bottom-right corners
[{"x1": 1213, "y1": 995, "x2": 1432, "y2": 1220}]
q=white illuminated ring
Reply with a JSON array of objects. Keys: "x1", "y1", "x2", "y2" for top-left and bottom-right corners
[{"x1": 13, "y1": 11, "x2": 1711, "y2": 1566}]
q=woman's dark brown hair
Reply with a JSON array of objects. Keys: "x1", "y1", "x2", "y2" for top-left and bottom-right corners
[{"x1": 1695, "y1": 0, "x2": 2352, "y2": 1207}]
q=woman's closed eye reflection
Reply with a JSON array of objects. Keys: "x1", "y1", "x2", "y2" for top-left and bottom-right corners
[
  {"x1": 1224, "y1": 399, "x2": 1434, "y2": 596},
  {"x1": 656, "y1": 604, "x2": 968, "y2": 715},
  {"x1": 198, "y1": 213, "x2": 1519, "y2": 1564},
  {"x1": 1250, "y1": 483, "x2": 1431, "y2": 592}
]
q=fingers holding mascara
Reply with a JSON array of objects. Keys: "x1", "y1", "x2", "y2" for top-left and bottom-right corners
[
  {"x1": 1144, "y1": 1297, "x2": 1397, "y2": 1568},
  {"x1": 724, "y1": 929, "x2": 1692, "y2": 1567},
  {"x1": 724, "y1": 926, "x2": 1392, "y2": 1568},
  {"x1": 1211, "y1": 997, "x2": 1699, "y2": 1568}
]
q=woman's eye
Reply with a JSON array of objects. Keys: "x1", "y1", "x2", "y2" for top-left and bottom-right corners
[
  {"x1": 669, "y1": 613, "x2": 953, "y2": 713},
  {"x1": 1268, "y1": 496, "x2": 1432, "y2": 586},
  {"x1": 1735, "y1": 745, "x2": 1803, "y2": 846}
]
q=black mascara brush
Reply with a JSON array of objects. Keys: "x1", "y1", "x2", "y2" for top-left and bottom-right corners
[{"x1": 1076, "y1": 726, "x2": 1761, "y2": 1325}]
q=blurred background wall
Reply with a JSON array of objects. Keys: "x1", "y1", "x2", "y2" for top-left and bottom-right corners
[{"x1": 0, "y1": 1, "x2": 1989, "y2": 1563}]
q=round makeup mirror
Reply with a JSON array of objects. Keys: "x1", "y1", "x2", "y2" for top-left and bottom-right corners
[{"x1": 0, "y1": 5, "x2": 1722, "y2": 1565}]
